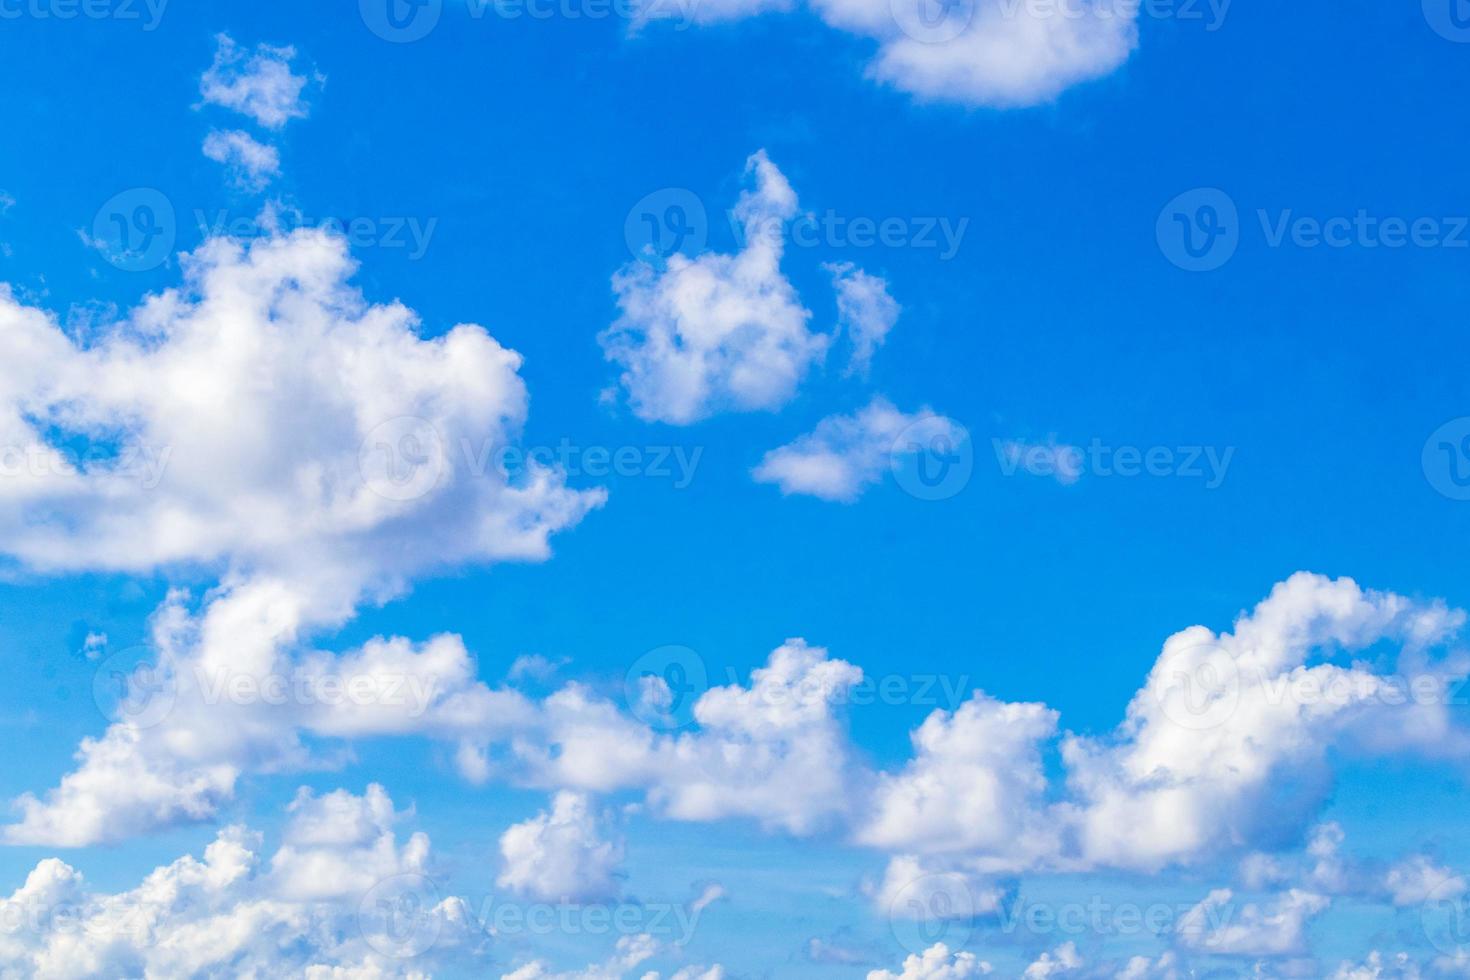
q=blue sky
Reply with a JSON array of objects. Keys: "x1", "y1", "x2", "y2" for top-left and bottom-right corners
[{"x1": 0, "y1": 1, "x2": 1468, "y2": 977}]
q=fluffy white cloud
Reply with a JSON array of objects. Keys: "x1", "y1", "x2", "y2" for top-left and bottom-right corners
[
  {"x1": 202, "y1": 129, "x2": 281, "y2": 191},
  {"x1": 867, "y1": 943, "x2": 992, "y2": 979},
  {"x1": 645, "y1": 0, "x2": 1137, "y2": 106},
  {"x1": 753, "y1": 397, "x2": 962, "y2": 502},
  {"x1": 1062, "y1": 573, "x2": 1469, "y2": 870},
  {"x1": 1021, "y1": 942, "x2": 1083, "y2": 978},
  {"x1": 1383, "y1": 855, "x2": 1467, "y2": 909},
  {"x1": 857, "y1": 693, "x2": 1058, "y2": 869},
  {"x1": 1328, "y1": 951, "x2": 1424, "y2": 979},
  {"x1": 826, "y1": 262, "x2": 898, "y2": 377},
  {"x1": 0, "y1": 226, "x2": 601, "y2": 845},
  {"x1": 199, "y1": 33, "x2": 313, "y2": 128},
  {"x1": 497, "y1": 792, "x2": 624, "y2": 902},
  {"x1": 1177, "y1": 888, "x2": 1329, "y2": 958},
  {"x1": 0, "y1": 786, "x2": 444, "y2": 979},
  {"x1": 601, "y1": 151, "x2": 826, "y2": 424}
]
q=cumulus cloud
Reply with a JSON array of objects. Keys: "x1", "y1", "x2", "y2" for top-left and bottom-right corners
[
  {"x1": 645, "y1": 0, "x2": 1137, "y2": 107},
  {"x1": 500, "y1": 934, "x2": 725, "y2": 980},
  {"x1": 867, "y1": 943, "x2": 992, "y2": 979},
  {"x1": 0, "y1": 785, "x2": 446, "y2": 978},
  {"x1": 203, "y1": 129, "x2": 281, "y2": 191},
  {"x1": 497, "y1": 792, "x2": 624, "y2": 902},
  {"x1": 0, "y1": 226, "x2": 601, "y2": 845},
  {"x1": 601, "y1": 151, "x2": 827, "y2": 424},
  {"x1": 1020, "y1": 942, "x2": 1083, "y2": 978},
  {"x1": 1062, "y1": 573, "x2": 1469, "y2": 871},
  {"x1": 753, "y1": 397, "x2": 962, "y2": 502},
  {"x1": 826, "y1": 262, "x2": 899, "y2": 377},
  {"x1": 199, "y1": 33, "x2": 313, "y2": 128},
  {"x1": 1177, "y1": 888, "x2": 1329, "y2": 957}
]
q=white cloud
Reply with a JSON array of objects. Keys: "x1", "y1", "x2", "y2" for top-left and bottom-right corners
[
  {"x1": 857, "y1": 693, "x2": 1059, "y2": 869},
  {"x1": 994, "y1": 438, "x2": 1084, "y2": 485},
  {"x1": 867, "y1": 943, "x2": 992, "y2": 979},
  {"x1": 1328, "y1": 951, "x2": 1424, "y2": 979},
  {"x1": 601, "y1": 151, "x2": 827, "y2": 424},
  {"x1": 826, "y1": 262, "x2": 899, "y2": 377},
  {"x1": 501, "y1": 933, "x2": 660, "y2": 980},
  {"x1": 1177, "y1": 888, "x2": 1329, "y2": 957},
  {"x1": 1062, "y1": 572, "x2": 1469, "y2": 871},
  {"x1": 497, "y1": 792, "x2": 624, "y2": 902},
  {"x1": 1021, "y1": 942, "x2": 1083, "y2": 978},
  {"x1": 0, "y1": 226, "x2": 601, "y2": 845},
  {"x1": 1383, "y1": 855, "x2": 1466, "y2": 908},
  {"x1": 646, "y1": 0, "x2": 1137, "y2": 107},
  {"x1": 199, "y1": 33, "x2": 313, "y2": 128},
  {"x1": 0, "y1": 786, "x2": 445, "y2": 978},
  {"x1": 203, "y1": 129, "x2": 281, "y2": 191},
  {"x1": 753, "y1": 397, "x2": 961, "y2": 502}
]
